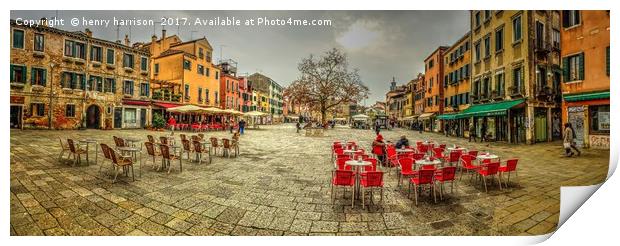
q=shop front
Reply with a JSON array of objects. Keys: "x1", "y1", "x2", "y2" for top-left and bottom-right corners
[
  {"x1": 418, "y1": 112, "x2": 435, "y2": 132},
  {"x1": 121, "y1": 99, "x2": 152, "y2": 129}
]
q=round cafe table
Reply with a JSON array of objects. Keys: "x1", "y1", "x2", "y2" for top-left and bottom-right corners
[
  {"x1": 78, "y1": 139, "x2": 98, "y2": 165},
  {"x1": 124, "y1": 138, "x2": 141, "y2": 147},
  {"x1": 446, "y1": 147, "x2": 467, "y2": 153},
  {"x1": 476, "y1": 153, "x2": 500, "y2": 163},
  {"x1": 415, "y1": 159, "x2": 441, "y2": 169},
  {"x1": 396, "y1": 148, "x2": 415, "y2": 153},
  {"x1": 343, "y1": 149, "x2": 362, "y2": 156},
  {"x1": 345, "y1": 160, "x2": 372, "y2": 199}
]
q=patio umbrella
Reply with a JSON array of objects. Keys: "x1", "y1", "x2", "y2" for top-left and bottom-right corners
[{"x1": 167, "y1": 105, "x2": 206, "y2": 113}]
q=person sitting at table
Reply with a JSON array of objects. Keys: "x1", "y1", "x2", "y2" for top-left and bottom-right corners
[
  {"x1": 395, "y1": 135, "x2": 410, "y2": 149},
  {"x1": 372, "y1": 134, "x2": 386, "y2": 165}
]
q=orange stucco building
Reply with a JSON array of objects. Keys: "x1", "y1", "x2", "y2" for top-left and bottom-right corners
[
  {"x1": 440, "y1": 32, "x2": 472, "y2": 136},
  {"x1": 139, "y1": 30, "x2": 221, "y2": 108},
  {"x1": 421, "y1": 46, "x2": 448, "y2": 131},
  {"x1": 219, "y1": 63, "x2": 241, "y2": 110},
  {"x1": 560, "y1": 10, "x2": 610, "y2": 149}
]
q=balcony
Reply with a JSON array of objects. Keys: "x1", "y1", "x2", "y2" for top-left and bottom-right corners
[
  {"x1": 509, "y1": 85, "x2": 525, "y2": 97},
  {"x1": 534, "y1": 41, "x2": 551, "y2": 55}
]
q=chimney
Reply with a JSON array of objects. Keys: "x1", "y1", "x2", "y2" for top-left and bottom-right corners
[
  {"x1": 85, "y1": 28, "x2": 92, "y2": 37},
  {"x1": 151, "y1": 35, "x2": 157, "y2": 43},
  {"x1": 161, "y1": 29, "x2": 167, "y2": 49},
  {"x1": 124, "y1": 34, "x2": 130, "y2": 46}
]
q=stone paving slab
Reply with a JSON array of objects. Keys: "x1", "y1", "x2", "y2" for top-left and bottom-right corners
[{"x1": 9, "y1": 125, "x2": 608, "y2": 236}]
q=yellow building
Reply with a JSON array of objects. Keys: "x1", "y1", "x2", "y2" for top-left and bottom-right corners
[{"x1": 138, "y1": 30, "x2": 221, "y2": 108}]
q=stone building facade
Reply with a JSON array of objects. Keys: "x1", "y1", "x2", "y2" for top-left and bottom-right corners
[
  {"x1": 469, "y1": 10, "x2": 562, "y2": 144},
  {"x1": 10, "y1": 19, "x2": 150, "y2": 130}
]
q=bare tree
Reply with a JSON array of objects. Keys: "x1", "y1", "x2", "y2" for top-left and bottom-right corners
[{"x1": 285, "y1": 48, "x2": 369, "y2": 125}]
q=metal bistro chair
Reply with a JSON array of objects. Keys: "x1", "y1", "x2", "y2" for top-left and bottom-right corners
[
  {"x1": 108, "y1": 147, "x2": 135, "y2": 183},
  {"x1": 58, "y1": 137, "x2": 71, "y2": 161},
  {"x1": 98, "y1": 143, "x2": 114, "y2": 175},
  {"x1": 210, "y1": 137, "x2": 221, "y2": 156},
  {"x1": 144, "y1": 142, "x2": 161, "y2": 170},
  {"x1": 181, "y1": 139, "x2": 194, "y2": 160},
  {"x1": 160, "y1": 144, "x2": 182, "y2": 174},
  {"x1": 147, "y1": 135, "x2": 156, "y2": 144},
  {"x1": 192, "y1": 140, "x2": 211, "y2": 164},
  {"x1": 66, "y1": 139, "x2": 87, "y2": 166},
  {"x1": 222, "y1": 138, "x2": 233, "y2": 158}
]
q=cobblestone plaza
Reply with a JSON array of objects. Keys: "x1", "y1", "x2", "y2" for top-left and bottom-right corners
[{"x1": 10, "y1": 125, "x2": 609, "y2": 236}]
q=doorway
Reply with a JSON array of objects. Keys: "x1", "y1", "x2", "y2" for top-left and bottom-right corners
[
  {"x1": 10, "y1": 105, "x2": 23, "y2": 129},
  {"x1": 86, "y1": 105, "x2": 101, "y2": 129},
  {"x1": 114, "y1": 108, "x2": 123, "y2": 129},
  {"x1": 534, "y1": 108, "x2": 548, "y2": 142},
  {"x1": 140, "y1": 109, "x2": 147, "y2": 128}
]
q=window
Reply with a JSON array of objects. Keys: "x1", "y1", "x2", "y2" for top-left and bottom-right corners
[
  {"x1": 536, "y1": 66, "x2": 547, "y2": 90},
  {"x1": 198, "y1": 48, "x2": 204, "y2": 59},
  {"x1": 495, "y1": 27, "x2": 504, "y2": 52},
  {"x1": 198, "y1": 65, "x2": 204, "y2": 75},
  {"x1": 215, "y1": 91, "x2": 219, "y2": 103},
  {"x1": 428, "y1": 59, "x2": 434, "y2": 69},
  {"x1": 64, "y1": 40, "x2": 86, "y2": 59},
  {"x1": 495, "y1": 72, "x2": 505, "y2": 96},
  {"x1": 562, "y1": 10, "x2": 581, "y2": 28},
  {"x1": 154, "y1": 63, "x2": 160, "y2": 74},
  {"x1": 206, "y1": 67, "x2": 210, "y2": 77},
  {"x1": 123, "y1": 80, "x2": 134, "y2": 95},
  {"x1": 215, "y1": 71, "x2": 219, "y2": 79},
  {"x1": 474, "y1": 41, "x2": 481, "y2": 62},
  {"x1": 88, "y1": 75, "x2": 102, "y2": 91},
  {"x1": 31, "y1": 67, "x2": 47, "y2": 86},
  {"x1": 141, "y1": 57, "x2": 148, "y2": 71},
  {"x1": 13, "y1": 29, "x2": 24, "y2": 49},
  {"x1": 563, "y1": 53, "x2": 584, "y2": 82},
  {"x1": 484, "y1": 10, "x2": 492, "y2": 21},
  {"x1": 589, "y1": 105, "x2": 610, "y2": 134},
  {"x1": 484, "y1": 35, "x2": 491, "y2": 58},
  {"x1": 91, "y1": 46, "x2": 102, "y2": 62},
  {"x1": 552, "y1": 29, "x2": 560, "y2": 48},
  {"x1": 10, "y1": 65, "x2": 27, "y2": 83},
  {"x1": 206, "y1": 89, "x2": 210, "y2": 102},
  {"x1": 512, "y1": 15, "x2": 522, "y2": 42},
  {"x1": 34, "y1": 33, "x2": 44, "y2": 52},
  {"x1": 124, "y1": 108, "x2": 137, "y2": 124},
  {"x1": 106, "y1": 49, "x2": 115, "y2": 64},
  {"x1": 535, "y1": 21, "x2": 545, "y2": 48},
  {"x1": 65, "y1": 105, "x2": 75, "y2": 117},
  {"x1": 123, "y1": 53, "x2": 134, "y2": 68},
  {"x1": 184, "y1": 85, "x2": 190, "y2": 99},
  {"x1": 198, "y1": 87, "x2": 203, "y2": 102},
  {"x1": 31, "y1": 103, "x2": 45, "y2": 117},
  {"x1": 475, "y1": 12, "x2": 481, "y2": 28},
  {"x1": 104, "y1": 78, "x2": 116, "y2": 93},
  {"x1": 513, "y1": 66, "x2": 523, "y2": 91},
  {"x1": 226, "y1": 80, "x2": 230, "y2": 91},
  {"x1": 61, "y1": 72, "x2": 85, "y2": 89},
  {"x1": 183, "y1": 60, "x2": 191, "y2": 70},
  {"x1": 140, "y1": 83, "x2": 149, "y2": 97}
]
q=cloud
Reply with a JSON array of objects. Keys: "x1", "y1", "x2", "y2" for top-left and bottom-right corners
[{"x1": 336, "y1": 20, "x2": 381, "y2": 51}]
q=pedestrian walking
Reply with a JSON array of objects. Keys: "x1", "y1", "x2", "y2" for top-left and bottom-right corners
[
  {"x1": 418, "y1": 122, "x2": 422, "y2": 134},
  {"x1": 238, "y1": 119, "x2": 246, "y2": 135},
  {"x1": 568, "y1": 123, "x2": 581, "y2": 156},
  {"x1": 375, "y1": 120, "x2": 381, "y2": 135},
  {"x1": 372, "y1": 134, "x2": 386, "y2": 166},
  {"x1": 296, "y1": 121, "x2": 301, "y2": 134},
  {"x1": 563, "y1": 123, "x2": 575, "y2": 157},
  {"x1": 167, "y1": 116, "x2": 176, "y2": 135},
  {"x1": 480, "y1": 121, "x2": 487, "y2": 142},
  {"x1": 468, "y1": 122, "x2": 476, "y2": 142}
]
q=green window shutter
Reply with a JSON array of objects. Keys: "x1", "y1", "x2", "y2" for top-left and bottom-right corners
[
  {"x1": 606, "y1": 46, "x2": 610, "y2": 76},
  {"x1": 80, "y1": 74, "x2": 86, "y2": 89},
  {"x1": 10, "y1": 65, "x2": 14, "y2": 82},
  {"x1": 42, "y1": 69, "x2": 47, "y2": 86},
  {"x1": 578, "y1": 53, "x2": 585, "y2": 80},
  {"x1": 31, "y1": 68, "x2": 35, "y2": 84},
  {"x1": 22, "y1": 66, "x2": 27, "y2": 83},
  {"x1": 71, "y1": 73, "x2": 77, "y2": 88},
  {"x1": 111, "y1": 79, "x2": 116, "y2": 93},
  {"x1": 562, "y1": 57, "x2": 569, "y2": 82}
]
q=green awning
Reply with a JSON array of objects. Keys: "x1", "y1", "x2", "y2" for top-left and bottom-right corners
[
  {"x1": 437, "y1": 113, "x2": 459, "y2": 120},
  {"x1": 458, "y1": 99, "x2": 525, "y2": 118},
  {"x1": 564, "y1": 91, "x2": 610, "y2": 102}
]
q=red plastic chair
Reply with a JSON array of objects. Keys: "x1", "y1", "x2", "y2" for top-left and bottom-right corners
[
  {"x1": 443, "y1": 151, "x2": 462, "y2": 167},
  {"x1": 439, "y1": 144, "x2": 446, "y2": 149},
  {"x1": 331, "y1": 170, "x2": 355, "y2": 206},
  {"x1": 360, "y1": 171, "x2": 384, "y2": 209},
  {"x1": 499, "y1": 159, "x2": 518, "y2": 187},
  {"x1": 468, "y1": 150, "x2": 479, "y2": 157},
  {"x1": 409, "y1": 169, "x2": 436, "y2": 206},
  {"x1": 476, "y1": 161, "x2": 501, "y2": 192},
  {"x1": 435, "y1": 166, "x2": 457, "y2": 200},
  {"x1": 412, "y1": 153, "x2": 425, "y2": 161},
  {"x1": 397, "y1": 157, "x2": 416, "y2": 187},
  {"x1": 362, "y1": 158, "x2": 378, "y2": 172},
  {"x1": 459, "y1": 155, "x2": 479, "y2": 181},
  {"x1": 335, "y1": 157, "x2": 352, "y2": 171},
  {"x1": 417, "y1": 144, "x2": 428, "y2": 154},
  {"x1": 385, "y1": 145, "x2": 399, "y2": 168},
  {"x1": 432, "y1": 147, "x2": 445, "y2": 159}
]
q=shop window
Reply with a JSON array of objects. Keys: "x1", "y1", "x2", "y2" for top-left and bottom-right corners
[
  {"x1": 31, "y1": 103, "x2": 45, "y2": 117},
  {"x1": 590, "y1": 105, "x2": 610, "y2": 134}
]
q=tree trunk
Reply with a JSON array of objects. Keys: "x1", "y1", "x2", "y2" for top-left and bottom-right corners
[{"x1": 320, "y1": 103, "x2": 327, "y2": 126}]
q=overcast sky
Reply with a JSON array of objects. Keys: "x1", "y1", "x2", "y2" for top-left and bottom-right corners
[{"x1": 11, "y1": 10, "x2": 469, "y2": 104}]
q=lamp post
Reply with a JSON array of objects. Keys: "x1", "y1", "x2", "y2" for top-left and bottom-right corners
[{"x1": 48, "y1": 63, "x2": 56, "y2": 129}]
